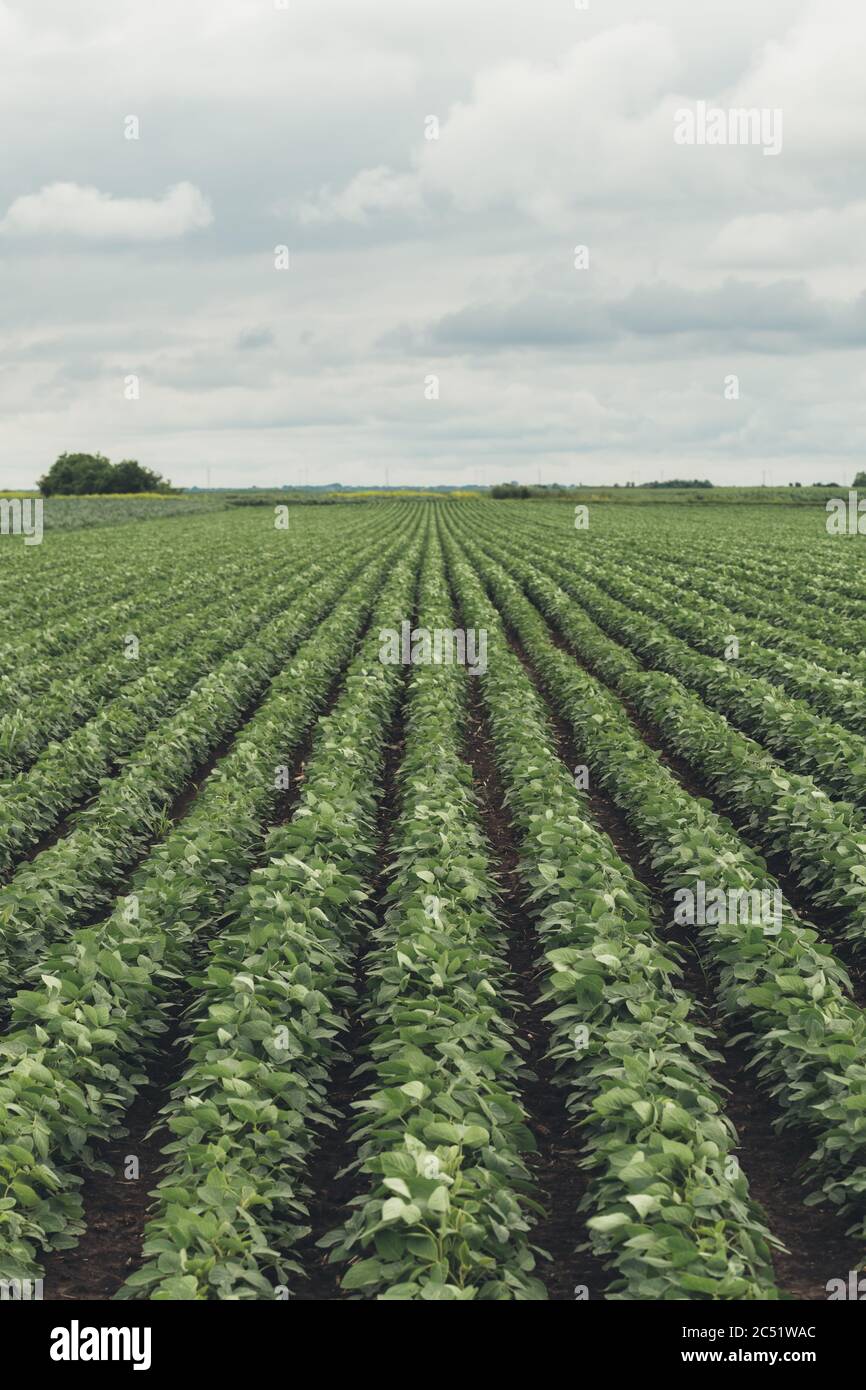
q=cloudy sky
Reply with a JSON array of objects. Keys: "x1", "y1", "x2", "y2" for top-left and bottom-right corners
[{"x1": 1, "y1": 0, "x2": 864, "y2": 488}]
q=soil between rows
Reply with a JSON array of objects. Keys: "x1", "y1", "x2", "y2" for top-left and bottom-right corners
[
  {"x1": 292, "y1": 682, "x2": 409, "y2": 1301},
  {"x1": 461, "y1": 674, "x2": 607, "y2": 1301}
]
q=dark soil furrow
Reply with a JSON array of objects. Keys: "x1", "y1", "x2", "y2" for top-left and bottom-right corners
[
  {"x1": 292, "y1": 675, "x2": 410, "y2": 1302},
  {"x1": 462, "y1": 673, "x2": 607, "y2": 1301},
  {"x1": 41, "y1": 1028, "x2": 187, "y2": 1302}
]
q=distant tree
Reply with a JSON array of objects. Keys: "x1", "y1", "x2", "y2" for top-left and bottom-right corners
[
  {"x1": 490, "y1": 482, "x2": 532, "y2": 498},
  {"x1": 112, "y1": 459, "x2": 170, "y2": 493},
  {"x1": 38, "y1": 452, "x2": 113, "y2": 496},
  {"x1": 39, "y1": 453, "x2": 172, "y2": 496},
  {"x1": 638, "y1": 478, "x2": 713, "y2": 489},
  {"x1": 853, "y1": 472, "x2": 866, "y2": 488}
]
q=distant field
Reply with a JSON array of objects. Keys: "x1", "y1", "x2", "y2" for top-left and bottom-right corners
[
  {"x1": 3, "y1": 486, "x2": 856, "y2": 530},
  {"x1": 2, "y1": 492, "x2": 227, "y2": 531},
  {"x1": 492, "y1": 485, "x2": 854, "y2": 506}
]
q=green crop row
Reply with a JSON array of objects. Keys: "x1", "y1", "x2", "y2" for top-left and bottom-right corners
[
  {"x1": 323, "y1": 528, "x2": 546, "y2": 1300},
  {"x1": 0, "y1": 564, "x2": 331, "y2": 874},
  {"x1": 0, "y1": 536, "x2": 392, "y2": 1000},
  {"x1": 440, "y1": 519, "x2": 781, "y2": 1300},
  {"x1": 0, "y1": 504, "x2": 388, "y2": 711},
  {"x1": 119, "y1": 528, "x2": 426, "y2": 1299},
  {"x1": 513, "y1": 542, "x2": 866, "y2": 814},
  {"x1": 0, "y1": 536, "x2": 400, "y2": 1284},
  {"x1": 574, "y1": 548, "x2": 866, "y2": 720},
  {"x1": 0, "y1": 548, "x2": 297, "y2": 775},
  {"x1": 449, "y1": 520, "x2": 866, "y2": 1241},
  {"x1": 486, "y1": 502, "x2": 866, "y2": 663},
  {"x1": 468, "y1": 525, "x2": 866, "y2": 956}
]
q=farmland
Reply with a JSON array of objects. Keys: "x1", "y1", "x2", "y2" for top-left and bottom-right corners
[{"x1": 2, "y1": 496, "x2": 866, "y2": 1302}]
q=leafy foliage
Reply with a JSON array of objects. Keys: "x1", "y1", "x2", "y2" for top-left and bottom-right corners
[
  {"x1": 120, "y1": 531, "x2": 425, "y2": 1299},
  {"x1": 325, "y1": 531, "x2": 547, "y2": 1300},
  {"x1": 453, "y1": 511, "x2": 866, "y2": 1236},
  {"x1": 0, "y1": 539, "x2": 398, "y2": 1282},
  {"x1": 441, "y1": 526, "x2": 780, "y2": 1299},
  {"x1": 38, "y1": 454, "x2": 173, "y2": 497}
]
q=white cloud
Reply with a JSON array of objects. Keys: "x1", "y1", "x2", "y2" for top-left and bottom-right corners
[
  {"x1": 710, "y1": 202, "x2": 866, "y2": 267},
  {"x1": 297, "y1": 25, "x2": 681, "y2": 229},
  {"x1": 295, "y1": 1, "x2": 866, "y2": 236},
  {"x1": 0, "y1": 0, "x2": 864, "y2": 486},
  {"x1": 0, "y1": 181, "x2": 212, "y2": 241},
  {"x1": 297, "y1": 167, "x2": 422, "y2": 225}
]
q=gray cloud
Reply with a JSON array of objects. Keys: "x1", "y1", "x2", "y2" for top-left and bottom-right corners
[
  {"x1": 1, "y1": 0, "x2": 865, "y2": 487},
  {"x1": 383, "y1": 276, "x2": 866, "y2": 355},
  {"x1": 236, "y1": 327, "x2": 275, "y2": 351}
]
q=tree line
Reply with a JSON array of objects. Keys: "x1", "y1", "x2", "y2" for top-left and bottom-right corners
[{"x1": 38, "y1": 453, "x2": 174, "y2": 497}]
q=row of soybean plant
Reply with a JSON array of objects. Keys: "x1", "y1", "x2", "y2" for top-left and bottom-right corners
[
  {"x1": 0, "y1": 504, "x2": 378, "y2": 776},
  {"x1": 120, "y1": 525, "x2": 427, "y2": 1298},
  {"x1": 0, "y1": 520, "x2": 396, "y2": 1000},
  {"x1": 448, "y1": 511, "x2": 866, "y2": 1251},
  {"x1": 0, "y1": 519, "x2": 416, "y2": 1285},
  {"x1": 0, "y1": 506, "x2": 396, "y2": 874},
  {"x1": 438, "y1": 514, "x2": 781, "y2": 1299},
  {"x1": 471, "y1": 520, "x2": 866, "y2": 958}
]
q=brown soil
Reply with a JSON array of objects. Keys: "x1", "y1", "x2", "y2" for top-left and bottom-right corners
[
  {"x1": 293, "y1": 673, "x2": 409, "y2": 1301},
  {"x1": 462, "y1": 674, "x2": 608, "y2": 1301},
  {"x1": 42, "y1": 1036, "x2": 182, "y2": 1301}
]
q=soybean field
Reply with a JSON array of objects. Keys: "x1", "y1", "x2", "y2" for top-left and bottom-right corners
[{"x1": 2, "y1": 498, "x2": 866, "y2": 1302}]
